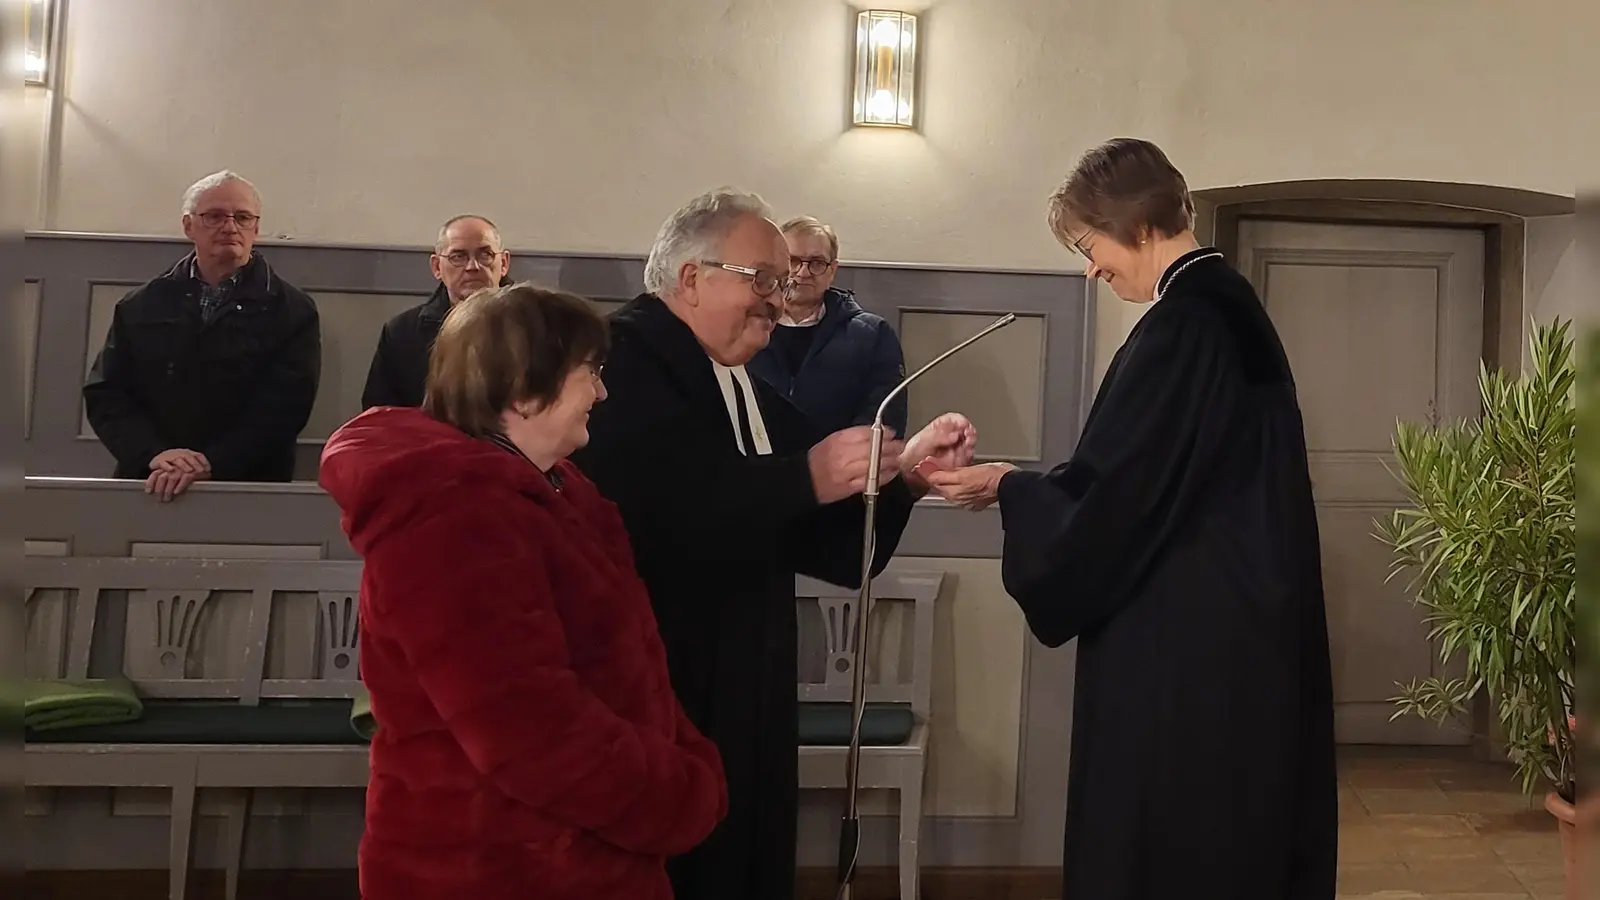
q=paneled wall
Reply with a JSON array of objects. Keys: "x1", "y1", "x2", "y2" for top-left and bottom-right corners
[
  {"x1": 21, "y1": 233, "x2": 1095, "y2": 870},
  {"x1": 23, "y1": 233, "x2": 1090, "y2": 480}
]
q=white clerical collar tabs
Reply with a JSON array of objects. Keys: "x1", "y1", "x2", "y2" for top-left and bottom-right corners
[{"x1": 711, "y1": 363, "x2": 773, "y2": 457}]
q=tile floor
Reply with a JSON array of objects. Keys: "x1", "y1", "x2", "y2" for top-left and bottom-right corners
[{"x1": 1335, "y1": 746, "x2": 1566, "y2": 899}]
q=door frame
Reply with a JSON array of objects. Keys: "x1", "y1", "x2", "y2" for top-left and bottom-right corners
[
  {"x1": 1209, "y1": 199, "x2": 1525, "y2": 372},
  {"x1": 1205, "y1": 197, "x2": 1532, "y2": 757}
]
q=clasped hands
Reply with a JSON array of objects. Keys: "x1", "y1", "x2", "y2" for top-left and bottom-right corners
[
  {"x1": 807, "y1": 411, "x2": 1016, "y2": 510},
  {"x1": 807, "y1": 412, "x2": 979, "y2": 504},
  {"x1": 146, "y1": 448, "x2": 212, "y2": 502},
  {"x1": 805, "y1": 412, "x2": 1014, "y2": 511}
]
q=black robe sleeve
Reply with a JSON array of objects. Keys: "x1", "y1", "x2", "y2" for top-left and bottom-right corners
[
  {"x1": 782, "y1": 475, "x2": 916, "y2": 589},
  {"x1": 573, "y1": 333, "x2": 915, "y2": 586},
  {"x1": 995, "y1": 304, "x2": 1242, "y2": 647},
  {"x1": 576, "y1": 395, "x2": 817, "y2": 563}
]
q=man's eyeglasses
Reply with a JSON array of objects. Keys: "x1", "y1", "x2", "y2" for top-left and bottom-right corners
[
  {"x1": 439, "y1": 248, "x2": 502, "y2": 268},
  {"x1": 702, "y1": 261, "x2": 794, "y2": 298},
  {"x1": 789, "y1": 256, "x2": 834, "y2": 276},
  {"x1": 196, "y1": 211, "x2": 259, "y2": 229}
]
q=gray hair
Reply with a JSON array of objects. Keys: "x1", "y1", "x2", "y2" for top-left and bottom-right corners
[
  {"x1": 435, "y1": 214, "x2": 503, "y2": 254},
  {"x1": 643, "y1": 186, "x2": 773, "y2": 297},
  {"x1": 181, "y1": 170, "x2": 259, "y2": 214}
]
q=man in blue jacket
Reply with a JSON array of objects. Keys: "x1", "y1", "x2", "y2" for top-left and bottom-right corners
[{"x1": 747, "y1": 216, "x2": 909, "y2": 436}]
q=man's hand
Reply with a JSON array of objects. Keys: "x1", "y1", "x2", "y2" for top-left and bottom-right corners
[
  {"x1": 150, "y1": 448, "x2": 210, "y2": 476},
  {"x1": 147, "y1": 448, "x2": 212, "y2": 503},
  {"x1": 808, "y1": 426, "x2": 906, "y2": 505},
  {"x1": 900, "y1": 413, "x2": 978, "y2": 494},
  {"x1": 925, "y1": 462, "x2": 1016, "y2": 511}
]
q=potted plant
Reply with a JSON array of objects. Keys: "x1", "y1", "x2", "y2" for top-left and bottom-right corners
[{"x1": 1376, "y1": 318, "x2": 1577, "y2": 889}]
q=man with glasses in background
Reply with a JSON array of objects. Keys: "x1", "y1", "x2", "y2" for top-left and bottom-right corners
[
  {"x1": 748, "y1": 214, "x2": 908, "y2": 436},
  {"x1": 360, "y1": 214, "x2": 513, "y2": 408},
  {"x1": 83, "y1": 170, "x2": 321, "y2": 500}
]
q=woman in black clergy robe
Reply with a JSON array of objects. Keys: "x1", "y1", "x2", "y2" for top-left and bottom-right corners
[{"x1": 926, "y1": 138, "x2": 1338, "y2": 900}]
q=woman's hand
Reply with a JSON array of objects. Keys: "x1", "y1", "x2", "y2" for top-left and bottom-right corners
[{"x1": 925, "y1": 462, "x2": 1016, "y2": 511}]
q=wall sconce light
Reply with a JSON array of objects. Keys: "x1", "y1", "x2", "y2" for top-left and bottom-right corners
[
  {"x1": 852, "y1": 9, "x2": 917, "y2": 129},
  {"x1": 25, "y1": 0, "x2": 55, "y2": 86}
]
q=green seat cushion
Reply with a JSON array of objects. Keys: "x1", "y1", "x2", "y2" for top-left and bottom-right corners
[
  {"x1": 25, "y1": 699, "x2": 368, "y2": 746},
  {"x1": 24, "y1": 678, "x2": 144, "y2": 732},
  {"x1": 351, "y1": 688, "x2": 375, "y2": 742},
  {"x1": 798, "y1": 702, "x2": 915, "y2": 747}
]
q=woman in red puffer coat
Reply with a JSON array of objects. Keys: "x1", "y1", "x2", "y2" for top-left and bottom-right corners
[{"x1": 320, "y1": 283, "x2": 726, "y2": 900}]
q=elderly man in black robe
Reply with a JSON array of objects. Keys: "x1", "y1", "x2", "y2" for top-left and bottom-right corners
[
  {"x1": 927, "y1": 138, "x2": 1338, "y2": 900},
  {"x1": 569, "y1": 186, "x2": 975, "y2": 900}
]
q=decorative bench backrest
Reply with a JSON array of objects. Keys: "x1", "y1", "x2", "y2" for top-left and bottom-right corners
[
  {"x1": 795, "y1": 570, "x2": 942, "y2": 720},
  {"x1": 25, "y1": 557, "x2": 944, "y2": 719},
  {"x1": 23, "y1": 556, "x2": 364, "y2": 706}
]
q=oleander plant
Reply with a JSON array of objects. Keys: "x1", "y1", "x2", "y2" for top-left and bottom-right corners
[{"x1": 1376, "y1": 318, "x2": 1577, "y2": 801}]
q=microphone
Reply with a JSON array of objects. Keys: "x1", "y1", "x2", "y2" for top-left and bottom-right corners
[{"x1": 835, "y1": 311, "x2": 1017, "y2": 900}]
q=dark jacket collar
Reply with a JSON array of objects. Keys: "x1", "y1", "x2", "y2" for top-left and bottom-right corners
[
  {"x1": 418, "y1": 284, "x2": 453, "y2": 322},
  {"x1": 610, "y1": 293, "x2": 729, "y2": 407},
  {"x1": 167, "y1": 250, "x2": 273, "y2": 300},
  {"x1": 815, "y1": 287, "x2": 863, "y2": 339},
  {"x1": 764, "y1": 287, "x2": 860, "y2": 366},
  {"x1": 823, "y1": 286, "x2": 864, "y2": 317},
  {"x1": 613, "y1": 293, "x2": 712, "y2": 370},
  {"x1": 419, "y1": 274, "x2": 517, "y2": 323}
]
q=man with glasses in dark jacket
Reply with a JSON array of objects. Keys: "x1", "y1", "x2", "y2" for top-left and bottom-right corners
[
  {"x1": 82, "y1": 170, "x2": 321, "y2": 501},
  {"x1": 361, "y1": 214, "x2": 513, "y2": 409},
  {"x1": 748, "y1": 215, "x2": 908, "y2": 437}
]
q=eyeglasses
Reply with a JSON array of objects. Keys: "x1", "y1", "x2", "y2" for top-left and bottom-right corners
[
  {"x1": 702, "y1": 261, "x2": 794, "y2": 298},
  {"x1": 1066, "y1": 232, "x2": 1094, "y2": 261},
  {"x1": 439, "y1": 248, "x2": 502, "y2": 268},
  {"x1": 584, "y1": 361, "x2": 605, "y2": 381},
  {"x1": 196, "y1": 211, "x2": 259, "y2": 229},
  {"x1": 790, "y1": 256, "x2": 835, "y2": 276}
]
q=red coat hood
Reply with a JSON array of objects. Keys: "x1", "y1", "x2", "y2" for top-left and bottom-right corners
[{"x1": 319, "y1": 407, "x2": 550, "y2": 557}]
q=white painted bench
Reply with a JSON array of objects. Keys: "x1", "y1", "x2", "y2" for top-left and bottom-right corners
[
  {"x1": 23, "y1": 556, "x2": 368, "y2": 900},
  {"x1": 23, "y1": 556, "x2": 941, "y2": 900}
]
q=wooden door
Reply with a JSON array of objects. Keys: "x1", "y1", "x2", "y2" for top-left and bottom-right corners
[{"x1": 1237, "y1": 220, "x2": 1485, "y2": 745}]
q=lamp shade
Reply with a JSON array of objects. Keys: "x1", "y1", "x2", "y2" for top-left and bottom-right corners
[
  {"x1": 25, "y1": 0, "x2": 53, "y2": 86},
  {"x1": 852, "y1": 10, "x2": 917, "y2": 128}
]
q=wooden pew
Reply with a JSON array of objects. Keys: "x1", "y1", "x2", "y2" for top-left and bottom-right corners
[{"x1": 23, "y1": 554, "x2": 941, "y2": 900}]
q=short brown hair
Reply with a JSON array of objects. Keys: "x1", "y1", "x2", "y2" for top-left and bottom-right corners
[
  {"x1": 780, "y1": 215, "x2": 839, "y2": 260},
  {"x1": 423, "y1": 283, "x2": 608, "y2": 437},
  {"x1": 1046, "y1": 138, "x2": 1196, "y2": 248}
]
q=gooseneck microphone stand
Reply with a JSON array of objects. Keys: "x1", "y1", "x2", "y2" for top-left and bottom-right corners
[{"x1": 836, "y1": 312, "x2": 1017, "y2": 900}]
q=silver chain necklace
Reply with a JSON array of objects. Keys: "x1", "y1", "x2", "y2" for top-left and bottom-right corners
[{"x1": 1155, "y1": 250, "x2": 1225, "y2": 302}]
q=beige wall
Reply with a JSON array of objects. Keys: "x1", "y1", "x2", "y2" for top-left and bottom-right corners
[
  {"x1": 24, "y1": 0, "x2": 1594, "y2": 271},
  {"x1": 1526, "y1": 215, "x2": 1588, "y2": 329}
]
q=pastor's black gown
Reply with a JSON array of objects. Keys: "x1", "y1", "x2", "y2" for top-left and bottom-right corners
[
  {"x1": 570, "y1": 293, "x2": 916, "y2": 900},
  {"x1": 995, "y1": 249, "x2": 1338, "y2": 899}
]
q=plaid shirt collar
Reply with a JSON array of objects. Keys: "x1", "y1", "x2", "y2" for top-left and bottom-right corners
[{"x1": 189, "y1": 253, "x2": 253, "y2": 323}]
